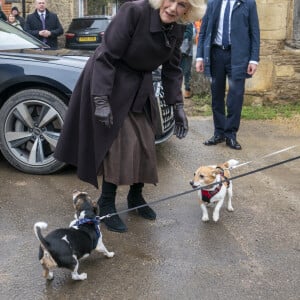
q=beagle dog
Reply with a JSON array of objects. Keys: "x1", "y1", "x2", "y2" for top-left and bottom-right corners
[{"x1": 34, "y1": 191, "x2": 114, "y2": 281}]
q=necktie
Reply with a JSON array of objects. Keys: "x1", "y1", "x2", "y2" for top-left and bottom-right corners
[
  {"x1": 40, "y1": 13, "x2": 47, "y2": 43},
  {"x1": 40, "y1": 13, "x2": 45, "y2": 30},
  {"x1": 222, "y1": 0, "x2": 230, "y2": 47}
]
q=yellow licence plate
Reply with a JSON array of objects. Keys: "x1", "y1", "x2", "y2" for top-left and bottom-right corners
[{"x1": 79, "y1": 36, "x2": 97, "y2": 42}]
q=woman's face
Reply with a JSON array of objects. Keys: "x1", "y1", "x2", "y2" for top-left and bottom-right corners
[
  {"x1": 8, "y1": 14, "x2": 16, "y2": 23},
  {"x1": 159, "y1": 0, "x2": 191, "y2": 24}
]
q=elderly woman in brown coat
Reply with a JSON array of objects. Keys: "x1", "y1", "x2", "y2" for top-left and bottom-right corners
[{"x1": 54, "y1": 0, "x2": 204, "y2": 232}]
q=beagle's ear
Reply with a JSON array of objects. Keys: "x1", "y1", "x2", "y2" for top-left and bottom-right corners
[
  {"x1": 72, "y1": 190, "x2": 81, "y2": 204},
  {"x1": 73, "y1": 198, "x2": 83, "y2": 211},
  {"x1": 92, "y1": 200, "x2": 100, "y2": 216}
]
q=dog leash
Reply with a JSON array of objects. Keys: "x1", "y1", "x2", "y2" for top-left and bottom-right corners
[
  {"x1": 99, "y1": 154, "x2": 300, "y2": 220},
  {"x1": 229, "y1": 145, "x2": 299, "y2": 170}
]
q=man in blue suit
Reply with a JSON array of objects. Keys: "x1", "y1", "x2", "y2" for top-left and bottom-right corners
[{"x1": 196, "y1": 0, "x2": 260, "y2": 150}]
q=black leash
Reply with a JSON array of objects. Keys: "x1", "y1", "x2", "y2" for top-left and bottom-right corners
[{"x1": 99, "y1": 155, "x2": 300, "y2": 220}]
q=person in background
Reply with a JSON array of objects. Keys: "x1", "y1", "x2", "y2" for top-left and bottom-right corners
[
  {"x1": 196, "y1": 0, "x2": 260, "y2": 150},
  {"x1": 180, "y1": 22, "x2": 194, "y2": 99},
  {"x1": 25, "y1": 0, "x2": 63, "y2": 49},
  {"x1": 11, "y1": 6, "x2": 25, "y2": 29},
  {"x1": 54, "y1": 0, "x2": 204, "y2": 233},
  {"x1": 194, "y1": 19, "x2": 201, "y2": 45},
  {"x1": 7, "y1": 13, "x2": 23, "y2": 30},
  {"x1": 0, "y1": 0, "x2": 7, "y2": 21}
]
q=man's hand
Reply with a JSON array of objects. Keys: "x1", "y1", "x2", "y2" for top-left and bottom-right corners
[
  {"x1": 247, "y1": 63, "x2": 258, "y2": 76},
  {"x1": 39, "y1": 30, "x2": 51, "y2": 37},
  {"x1": 196, "y1": 60, "x2": 204, "y2": 73}
]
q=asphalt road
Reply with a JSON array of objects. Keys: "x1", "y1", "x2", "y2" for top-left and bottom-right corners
[{"x1": 0, "y1": 116, "x2": 299, "y2": 300}]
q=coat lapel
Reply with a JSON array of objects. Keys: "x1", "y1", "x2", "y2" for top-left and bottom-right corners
[
  {"x1": 212, "y1": 0, "x2": 223, "y2": 22},
  {"x1": 233, "y1": 0, "x2": 244, "y2": 11}
]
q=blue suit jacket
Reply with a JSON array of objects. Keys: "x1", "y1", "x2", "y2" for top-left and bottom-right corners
[{"x1": 196, "y1": 0, "x2": 260, "y2": 79}]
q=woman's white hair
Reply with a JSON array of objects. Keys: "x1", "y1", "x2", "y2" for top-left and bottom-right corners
[{"x1": 149, "y1": 0, "x2": 206, "y2": 24}]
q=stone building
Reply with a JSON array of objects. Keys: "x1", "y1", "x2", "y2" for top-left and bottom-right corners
[
  {"x1": 247, "y1": 0, "x2": 300, "y2": 104},
  {"x1": 2, "y1": 0, "x2": 300, "y2": 103}
]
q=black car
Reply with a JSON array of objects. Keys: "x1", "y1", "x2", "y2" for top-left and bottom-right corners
[
  {"x1": 65, "y1": 15, "x2": 111, "y2": 50},
  {"x1": 0, "y1": 20, "x2": 174, "y2": 175}
]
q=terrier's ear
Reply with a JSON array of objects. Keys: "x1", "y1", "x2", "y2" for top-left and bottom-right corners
[{"x1": 214, "y1": 166, "x2": 224, "y2": 175}]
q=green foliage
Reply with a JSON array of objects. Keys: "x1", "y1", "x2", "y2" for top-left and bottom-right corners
[
  {"x1": 191, "y1": 94, "x2": 300, "y2": 120},
  {"x1": 192, "y1": 93, "x2": 211, "y2": 106},
  {"x1": 241, "y1": 103, "x2": 300, "y2": 120}
]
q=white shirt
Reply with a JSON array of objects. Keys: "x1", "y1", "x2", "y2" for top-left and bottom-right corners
[
  {"x1": 38, "y1": 11, "x2": 46, "y2": 18},
  {"x1": 214, "y1": 0, "x2": 235, "y2": 46}
]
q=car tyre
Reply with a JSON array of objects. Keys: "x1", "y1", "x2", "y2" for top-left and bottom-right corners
[{"x1": 0, "y1": 89, "x2": 67, "y2": 174}]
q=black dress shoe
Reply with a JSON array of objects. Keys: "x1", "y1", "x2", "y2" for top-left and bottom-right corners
[
  {"x1": 204, "y1": 135, "x2": 225, "y2": 146},
  {"x1": 226, "y1": 138, "x2": 242, "y2": 150}
]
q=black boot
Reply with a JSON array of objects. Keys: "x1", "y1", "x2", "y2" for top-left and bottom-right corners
[
  {"x1": 127, "y1": 183, "x2": 156, "y2": 220},
  {"x1": 98, "y1": 180, "x2": 127, "y2": 233}
]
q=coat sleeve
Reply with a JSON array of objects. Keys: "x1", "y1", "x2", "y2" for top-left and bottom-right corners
[
  {"x1": 161, "y1": 30, "x2": 184, "y2": 105},
  {"x1": 24, "y1": 15, "x2": 40, "y2": 38},
  {"x1": 184, "y1": 23, "x2": 194, "y2": 41},
  {"x1": 90, "y1": 2, "x2": 141, "y2": 97},
  {"x1": 196, "y1": 0, "x2": 211, "y2": 59},
  {"x1": 0, "y1": 11, "x2": 7, "y2": 21},
  {"x1": 249, "y1": 0, "x2": 260, "y2": 62},
  {"x1": 49, "y1": 13, "x2": 64, "y2": 37}
]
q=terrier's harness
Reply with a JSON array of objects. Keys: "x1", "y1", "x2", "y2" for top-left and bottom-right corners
[{"x1": 201, "y1": 167, "x2": 230, "y2": 203}]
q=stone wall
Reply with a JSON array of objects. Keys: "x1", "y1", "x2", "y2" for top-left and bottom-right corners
[{"x1": 248, "y1": 0, "x2": 300, "y2": 104}]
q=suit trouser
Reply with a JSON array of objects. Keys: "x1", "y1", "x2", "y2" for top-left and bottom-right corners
[{"x1": 210, "y1": 47, "x2": 245, "y2": 139}]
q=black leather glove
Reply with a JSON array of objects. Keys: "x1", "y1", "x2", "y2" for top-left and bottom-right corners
[
  {"x1": 94, "y1": 96, "x2": 113, "y2": 128},
  {"x1": 173, "y1": 103, "x2": 188, "y2": 139}
]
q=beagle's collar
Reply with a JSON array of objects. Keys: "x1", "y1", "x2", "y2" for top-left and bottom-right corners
[{"x1": 74, "y1": 217, "x2": 100, "y2": 237}]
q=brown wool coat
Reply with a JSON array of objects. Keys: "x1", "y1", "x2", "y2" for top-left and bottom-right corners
[{"x1": 54, "y1": 0, "x2": 185, "y2": 188}]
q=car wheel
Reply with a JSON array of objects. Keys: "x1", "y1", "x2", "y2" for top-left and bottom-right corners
[{"x1": 0, "y1": 89, "x2": 67, "y2": 174}]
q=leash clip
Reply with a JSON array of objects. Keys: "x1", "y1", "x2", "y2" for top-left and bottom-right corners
[{"x1": 99, "y1": 213, "x2": 112, "y2": 220}]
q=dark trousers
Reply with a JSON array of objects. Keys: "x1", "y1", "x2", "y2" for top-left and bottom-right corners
[
  {"x1": 210, "y1": 47, "x2": 245, "y2": 139},
  {"x1": 179, "y1": 54, "x2": 193, "y2": 91}
]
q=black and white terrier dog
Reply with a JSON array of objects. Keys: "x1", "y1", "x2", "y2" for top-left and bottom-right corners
[{"x1": 34, "y1": 191, "x2": 114, "y2": 281}]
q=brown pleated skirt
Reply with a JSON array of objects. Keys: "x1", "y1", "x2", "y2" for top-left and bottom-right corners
[{"x1": 100, "y1": 112, "x2": 158, "y2": 186}]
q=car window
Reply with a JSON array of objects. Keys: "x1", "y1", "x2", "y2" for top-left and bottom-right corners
[
  {"x1": 68, "y1": 19, "x2": 110, "y2": 31},
  {"x1": 90, "y1": 19, "x2": 110, "y2": 30},
  {"x1": 0, "y1": 20, "x2": 48, "y2": 50}
]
